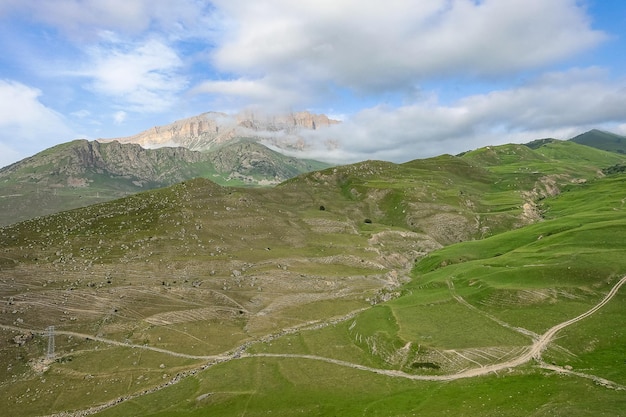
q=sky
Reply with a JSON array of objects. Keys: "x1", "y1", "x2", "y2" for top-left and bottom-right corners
[{"x1": 1, "y1": 0, "x2": 626, "y2": 168}]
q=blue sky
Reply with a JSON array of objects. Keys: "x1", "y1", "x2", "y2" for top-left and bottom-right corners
[{"x1": 1, "y1": 0, "x2": 626, "y2": 167}]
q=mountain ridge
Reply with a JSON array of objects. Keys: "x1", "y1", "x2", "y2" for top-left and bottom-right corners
[
  {"x1": 0, "y1": 138, "x2": 330, "y2": 226},
  {"x1": 98, "y1": 110, "x2": 340, "y2": 152},
  {"x1": 569, "y1": 128, "x2": 626, "y2": 154}
]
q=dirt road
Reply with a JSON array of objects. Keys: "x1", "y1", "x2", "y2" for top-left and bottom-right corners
[
  {"x1": 3, "y1": 276, "x2": 624, "y2": 381},
  {"x1": 0, "y1": 276, "x2": 626, "y2": 381},
  {"x1": 5, "y1": 275, "x2": 625, "y2": 417},
  {"x1": 248, "y1": 275, "x2": 626, "y2": 382}
]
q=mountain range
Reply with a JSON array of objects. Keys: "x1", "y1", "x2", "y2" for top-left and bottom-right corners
[
  {"x1": 1, "y1": 111, "x2": 624, "y2": 228},
  {"x1": 0, "y1": 111, "x2": 336, "y2": 226}
]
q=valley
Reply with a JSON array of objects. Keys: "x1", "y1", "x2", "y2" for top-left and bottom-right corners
[{"x1": 1, "y1": 139, "x2": 625, "y2": 416}]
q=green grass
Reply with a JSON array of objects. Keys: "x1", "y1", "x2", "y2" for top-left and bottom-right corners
[
  {"x1": 0, "y1": 340, "x2": 203, "y2": 417},
  {"x1": 569, "y1": 129, "x2": 626, "y2": 154},
  {"x1": 90, "y1": 164, "x2": 626, "y2": 414},
  {"x1": 543, "y1": 291, "x2": 626, "y2": 385},
  {"x1": 93, "y1": 358, "x2": 626, "y2": 417},
  {"x1": 390, "y1": 298, "x2": 530, "y2": 348},
  {"x1": 2, "y1": 146, "x2": 626, "y2": 416}
]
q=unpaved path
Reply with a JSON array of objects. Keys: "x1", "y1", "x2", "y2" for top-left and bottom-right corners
[
  {"x1": 5, "y1": 276, "x2": 625, "y2": 416},
  {"x1": 529, "y1": 275, "x2": 626, "y2": 360},
  {"x1": 247, "y1": 275, "x2": 626, "y2": 381},
  {"x1": 538, "y1": 361, "x2": 626, "y2": 391},
  {"x1": 0, "y1": 324, "x2": 223, "y2": 361}
]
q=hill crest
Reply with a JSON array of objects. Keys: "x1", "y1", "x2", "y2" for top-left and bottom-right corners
[{"x1": 569, "y1": 129, "x2": 626, "y2": 154}]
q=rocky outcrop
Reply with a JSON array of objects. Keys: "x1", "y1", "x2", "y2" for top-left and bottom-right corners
[
  {"x1": 76, "y1": 140, "x2": 208, "y2": 183},
  {"x1": 235, "y1": 110, "x2": 338, "y2": 131},
  {"x1": 0, "y1": 139, "x2": 216, "y2": 196},
  {"x1": 105, "y1": 112, "x2": 231, "y2": 150},
  {"x1": 13, "y1": 332, "x2": 34, "y2": 346},
  {"x1": 25, "y1": 139, "x2": 210, "y2": 186},
  {"x1": 99, "y1": 111, "x2": 340, "y2": 152}
]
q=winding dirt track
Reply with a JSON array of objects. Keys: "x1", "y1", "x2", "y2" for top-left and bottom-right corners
[
  {"x1": 0, "y1": 324, "x2": 223, "y2": 360},
  {"x1": 530, "y1": 275, "x2": 626, "y2": 359},
  {"x1": 246, "y1": 276, "x2": 626, "y2": 381},
  {"x1": 3, "y1": 276, "x2": 625, "y2": 380},
  {"x1": 3, "y1": 275, "x2": 625, "y2": 416}
]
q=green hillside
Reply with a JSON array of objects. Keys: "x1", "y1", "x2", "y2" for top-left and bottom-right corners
[
  {"x1": 569, "y1": 129, "x2": 626, "y2": 154},
  {"x1": 0, "y1": 142, "x2": 625, "y2": 416},
  {"x1": 0, "y1": 139, "x2": 331, "y2": 227}
]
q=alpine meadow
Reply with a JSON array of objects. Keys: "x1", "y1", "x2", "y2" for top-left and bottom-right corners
[{"x1": 1, "y1": 135, "x2": 626, "y2": 416}]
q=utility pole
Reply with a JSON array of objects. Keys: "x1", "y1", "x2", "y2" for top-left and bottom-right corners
[{"x1": 46, "y1": 326, "x2": 55, "y2": 360}]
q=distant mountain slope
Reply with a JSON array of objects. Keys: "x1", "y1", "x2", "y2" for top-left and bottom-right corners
[
  {"x1": 522, "y1": 137, "x2": 559, "y2": 150},
  {"x1": 463, "y1": 140, "x2": 624, "y2": 178},
  {"x1": 569, "y1": 129, "x2": 626, "y2": 154},
  {"x1": 207, "y1": 139, "x2": 330, "y2": 185},
  {"x1": 0, "y1": 140, "x2": 201, "y2": 226},
  {"x1": 99, "y1": 110, "x2": 340, "y2": 152},
  {"x1": 0, "y1": 139, "x2": 330, "y2": 226}
]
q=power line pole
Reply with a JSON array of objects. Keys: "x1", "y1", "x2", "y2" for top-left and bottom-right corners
[{"x1": 46, "y1": 326, "x2": 55, "y2": 360}]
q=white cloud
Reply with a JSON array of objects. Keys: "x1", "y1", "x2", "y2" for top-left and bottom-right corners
[
  {"x1": 0, "y1": 142, "x2": 21, "y2": 169},
  {"x1": 72, "y1": 36, "x2": 188, "y2": 113},
  {"x1": 2, "y1": 0, "x2": 215, "y2": 40},
  {"x1": 201, "y1": 0, "x2": 606, "y2": 107},
  {"x1": 194, "y1": 78, "x2": 280, "y2": 100},
  {"x1": 293, "y1": 68, "x2": 626, "y2": 163},
  {"x1": 70, "y1": 109, "x2": 91, "y2": 118},
  {"x1": 191, "y1": 76, "x2": 307, "y2": 112},
  {"x1": 0, "y1": 80, "x2": 75, "y2": 167},
  {"x1": 458, "y1": 68, "x2": 626, "y2": 130},
  {"x1": 113, "y1": 111, "x2": 127, "y2": 125}
]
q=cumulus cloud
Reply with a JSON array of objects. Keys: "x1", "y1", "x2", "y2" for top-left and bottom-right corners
[
  {"x1": 457, "y1": 68, "x2": 626, "y2": 130},
  {"x1": 0, "y1": 80, "x2": 75, "y2": 167},
  {"x1": 1, "y1": 0, "x2": 215, "y2": 40},
  {"x1": 113, "y1": 111, "x2": 127, "y2": 125},
  {"x1": 294, "y1": 68, "x2": 626, "y2": 164},
  {"x1": 201, "y1": 0, "x2": 606, "y2": 107},
  {"x1": 70, "y1": 35, "x2": 188, "y2": 113},
  {"x1": 191, "y1": 76, "x2": 309, "y2": 112}
]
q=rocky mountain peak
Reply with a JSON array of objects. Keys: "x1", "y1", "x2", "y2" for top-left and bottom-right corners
[{"x1": 99, "y1": 111, "x2": 340, "y2": 152}]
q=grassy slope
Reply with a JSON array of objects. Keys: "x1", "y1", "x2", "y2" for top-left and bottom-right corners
[
  {"x1": 569, "y1": 129, "x2": 626, "y2": 154},
  {"x1": 94, "y1": 172, "x2": 626, "y2": 416},
  {"x1": 0, "y1": 140, "x2": 332, "y2": 227},
  {"x1": 0, "y1": 142, "x2": 625, "y2": 416}
]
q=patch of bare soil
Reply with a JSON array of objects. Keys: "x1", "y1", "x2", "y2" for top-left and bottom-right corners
[
  {"x1": 145, "y1": 306, "x2": 244, "y2": 325},
  {"x1": 406, "y1": 203, "x2": 477, "y2": 244},
  {"x1": 368, "y1": 230, "x2": 442, "y2": 265},
  {"x1": 519, "y1": 174, "x2": 570, "y2": 224},
  {"x1": 29, "y1": 357, "x2": 54, "y2": 373},
  {"x1": 302, "y1": 218, "x2": 358, "y2": 234}
]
